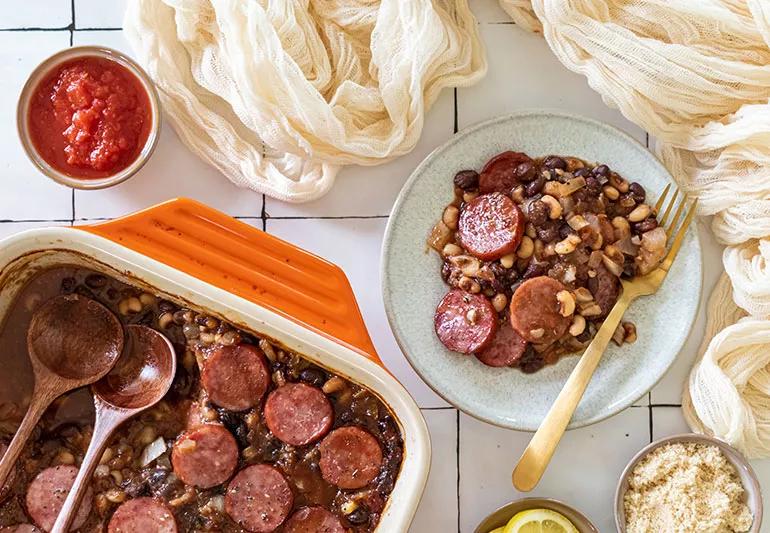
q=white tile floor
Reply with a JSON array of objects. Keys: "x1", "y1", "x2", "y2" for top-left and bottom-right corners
[{"x1": 1, "y1": 1, "x2": 767, "y2": 532}]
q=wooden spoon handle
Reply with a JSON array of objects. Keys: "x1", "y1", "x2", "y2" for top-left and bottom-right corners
[
  {"x1": 512, "y1": 295, "x2": 631, "y2": 492},
  {"x1": 51, "y1": 408, "x2": 125, "y2": 533},
  {"x1": 0, "y1": 386, "x2": 61, "y2": 489}
]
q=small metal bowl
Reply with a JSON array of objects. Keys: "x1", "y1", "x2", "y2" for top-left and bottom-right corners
[
  {"x1": 475, "y1": 497, "x2": 599, "y2": 533},
  {"x1": 615, "y1": 433, "x2": 763, "y2": 532},
  {"x1": 17, "y1": 46, "x2": 161, "y2": 190}
]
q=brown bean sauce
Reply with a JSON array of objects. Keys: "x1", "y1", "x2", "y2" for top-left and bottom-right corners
[{"x1": 0, "y1": 267, "x2": 403, "y2": 532}]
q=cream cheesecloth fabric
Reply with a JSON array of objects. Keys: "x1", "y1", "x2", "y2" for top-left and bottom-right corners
[
  {"x1": 500, "y1": 0, "x2": 770, "y2": 457},
  {"x1": 123, "y1": 0, "x2": 486, "y2": 202}
]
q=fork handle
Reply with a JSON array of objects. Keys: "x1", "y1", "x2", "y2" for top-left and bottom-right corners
[{"x1": 512, "y1": 294, "x2": 631, "y2": 492}]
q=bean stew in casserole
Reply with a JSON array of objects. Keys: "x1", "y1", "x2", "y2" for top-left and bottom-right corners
[
  {"x1": 428, "y1": 151, "x2": 668, "y2": 373},
  {"x1": 0, "y1": 267, "x2": 403, "y2": 532}
]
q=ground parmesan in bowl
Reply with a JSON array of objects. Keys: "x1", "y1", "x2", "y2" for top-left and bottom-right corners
[{"x1": 622, "y1": 442, "x2": 753, "y2": 533}]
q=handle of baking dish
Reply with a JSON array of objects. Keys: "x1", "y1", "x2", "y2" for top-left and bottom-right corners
[{"x1": 75, "y1": 198, "x2": 382, "y2": 366}]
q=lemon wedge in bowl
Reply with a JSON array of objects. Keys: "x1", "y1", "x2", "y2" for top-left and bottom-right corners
[{"x1": 503, "y1": 509, "x2": 579, "y2": 533}]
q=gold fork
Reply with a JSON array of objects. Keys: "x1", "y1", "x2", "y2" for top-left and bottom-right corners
[{"x1": 512, "y1": 185, "x2": 697, "y2": 492}]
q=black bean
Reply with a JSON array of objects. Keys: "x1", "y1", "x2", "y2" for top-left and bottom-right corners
[
  {"x1": 158, "y1": 300, "x2": 176, "y2": 313},
  {"x1": 515, "y1": 161, "x2": 536, "y2": 182},
  {"x1": 593, "y1": 164, "x2": 610, "y2": 177},
  {"x1": 573, "y1": 168, "x2": 589, "y2": 178},
  {"x1": 347, "y1": 507, "x2": 371, "y2": 525},
  {"x1": 584, "y1": 176, "x2": 602, "y2": 196},
  {"x1": 106, "y1": 287, "x2": 119, "y2": 300},
  {"x1": 525, "y1": 174, "x2": 546, "y2": 197},
  {"x1": 558, "y1": 224, "x2": 573, "y2": 239},
  {"x1": 633, "y1": 218, "x2": 658, "y2": 234},
  {"x1": 527, "y1": 201, "x2": 549, "y2": 225},
  {"x1": 61, "y1": 277, "x2": 76, "y2": 293},
  {"x1": 74, "y1": 285, "x2": 95, "y2": 299},
  {"x1": 518, "y1": 346, "x2": 545, "y2": 373},
  {"x1": 629, "y1": 182, "x2": 646, "y2": 203},
  {"x1": 84, "y1": 273, "x2": 107, "y2": 289},
  {"x1": 536, "y1": 222, "x2": 560, "y2": 243},
  {"x1": 299, "y1": 368, "x2": 327, "y2": 388},
  {"x1": 172, "y1": 310, "x2": 188, "y2": 325},
  {"x1": 543, "y1": 155, "x2": 566, "y2": 170},
  {"x1": 522, "y1": 261, "x2": 548, "y2": 280},
  {"x1": 453, "y1": 170, "x2": 479, "y2": 190}
]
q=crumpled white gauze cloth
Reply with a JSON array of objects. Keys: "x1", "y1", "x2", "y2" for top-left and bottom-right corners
[
  {"x1": 123, "y1": 0, "x2": 486, "y2": 202},
  {"x1": 500, "y1": 0, "x2": 770, "y2": 457}
]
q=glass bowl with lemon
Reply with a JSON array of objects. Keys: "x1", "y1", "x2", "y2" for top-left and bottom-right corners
[{"x1": 475, "y1": 498, "x2": 598, "y2": 533}]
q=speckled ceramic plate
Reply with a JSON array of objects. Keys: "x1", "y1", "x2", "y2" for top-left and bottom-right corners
[{"x1": 381, "y1": 111, "x2": 702, "y2": 431}]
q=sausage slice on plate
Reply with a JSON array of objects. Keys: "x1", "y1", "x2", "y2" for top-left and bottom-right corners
[
  {"x1": 225, "y1": 464, "x2": 293, "y2": 533},
  {"x1": 264, "y1": 383, "x2": 334, "y2": 446},
  {"x1": 107, "y1": 497, "x2": 177, "y2": 533},
  {"x1": 479, "y1": 151, "x2": 532, "y2": 193},
  {"x1": 434, "y1": 289, "x2": 498, "y2": 354},
  {"x1": 475, "y1": 322, "x2": 529, "y2": 367},
  {"x1": 201, "y1": 343, "x2": 269, "y2": 411},
  {"x1": 319, "y1": 426, "x2": 383, "y2": 490},
  {"x1": 509, "y1": 276, "x2": 571, "y2": 344},
  {"x1": 25, "y1": 465, "x2": 92, "y2": 532},
  {"x1": 283, "y1": 506, "x2": 346, "y2": 533},
  {"x1": 171, "y1": 424, "x2": 239, "y2": 488},
  {"x1": 457, "y1": 193, "x2": 524, "y2": 261}
]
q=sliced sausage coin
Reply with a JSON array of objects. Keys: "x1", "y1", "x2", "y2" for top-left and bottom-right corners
[
  {"x1": 225, "y1": 464, "x2": 293, "y2": 533},
  {"x1": 171, "y1": 424, "x2": 239, "y2": 488},
  {"x1": 509, "y1": 276, "x2": 571, "y2": 344},
  {"x1": 319, "y1": 426, "x2": 383, "y2": 490},
  {"x1": 457, "y1": 193, "x2": 524, "y2": 261},
  {"x1": 475, "y1": 322, "x2": 529, "y2": 367},
  {"x1": 264, "y1": 383, "x2": 334, "y2": 446},
  {"x1": 283, "y1": 506, "x2": 346, "y2": 533},
  {"x1": 201, "y1": 343, "x2": 269, "y2": 411},
  {"x1": 479, "y1": 151, "x2": 532, "y2": 193},
  {"x1": 107, "y1": 497, "x2": 177, "y2": 533},
  {"x1": 434, "y1": 289, "x2": 498, "y2": 354},
  {"x1": 25, "y1": 465, "x2": 92, "y2": 532}
]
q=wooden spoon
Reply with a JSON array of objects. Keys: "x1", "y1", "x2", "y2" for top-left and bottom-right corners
[
  {"x1": 51, "y1": 324, "x2": 176, "y2": 533},
  {"x1": 0, "y1": 294, "x2": 124, "y2": 489}
]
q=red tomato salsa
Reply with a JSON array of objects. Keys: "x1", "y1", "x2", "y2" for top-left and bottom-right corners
[{"x1": 28, "y1": 56, "x2": 152, "y2": 179}]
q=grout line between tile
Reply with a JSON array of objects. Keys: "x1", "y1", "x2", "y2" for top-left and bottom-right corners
[
  {"x1": 456, "y1": 408, "x2": 461, "y2": 533},
  {"x1": 75, "y1": 27, "x2": 122, "y2": 32},
  {"x1": 0, "y1": 27, "x2": 71, "y2": 32},
  {"x1": 265, "y1": 215, "x2": 390, "y2": 220},
  {"x1": 648, "y1": 392, "x2": 653, "y2": 442}
]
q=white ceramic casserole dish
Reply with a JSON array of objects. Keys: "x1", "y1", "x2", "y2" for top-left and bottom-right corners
[{"x1": 0, "y1": 198, "x2": 430, "y2": 532}]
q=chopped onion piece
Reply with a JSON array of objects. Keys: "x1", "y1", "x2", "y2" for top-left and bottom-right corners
[{"x1": 140, "y1": 436, "x2": 167, "y2": 467}]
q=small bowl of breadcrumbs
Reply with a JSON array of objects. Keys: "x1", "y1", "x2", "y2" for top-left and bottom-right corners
[{"x1": 615, "y1": 433, "x2": 762, "y2": 533}]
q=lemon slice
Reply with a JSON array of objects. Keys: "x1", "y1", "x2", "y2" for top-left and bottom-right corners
[{"x1": 503, "y1": 509, "x2": 579, "y2": 533}]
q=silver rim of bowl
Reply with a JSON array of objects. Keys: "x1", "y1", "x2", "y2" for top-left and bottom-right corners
[{"x1": 16, "y1": 45, "x2": 161, "y2": 190}]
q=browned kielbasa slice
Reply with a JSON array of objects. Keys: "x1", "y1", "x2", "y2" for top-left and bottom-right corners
[
  {"x1": 319, "y1": 426, "x2": 383, "y2": 490},
  {"x1": 225, "y1": 464, "x2": 293, "y2": 533},
  {"x1": 107, "y1": 497, "x2": 177, "y2": 533},
  {"x1": 479, "y1": 151, "x2": 532, "y2": 194},
  {"x1": 587, "y1": 264, "x2": 621, "y2": 318},
  {"x1": 264, "y1": 383, "x2": 333, "y2": 446},
  {"x1": 475, "y1": 322, "x2": 529, "y2": 367},
  {"x1": 201, "y1": 343, "x2": 269, "y2": 411},
  {"x1": 457, "y1": 193, "x2": 524, "y2": 261},
  {"x1": 25, "y1": 465, "x2": 92, "y2": 532},
  {"x1": 434, "y1": 289, "x2": 498, "y2": 354},
  {"x1": 283, "y1": 506, "x2": 346, "y2": 533},
  {"x1": 509, "y1": 276, "x2": 571, "y2": 344},
  {"x1": 171, "y1": 424, "x2": 238, "y2": 488}
]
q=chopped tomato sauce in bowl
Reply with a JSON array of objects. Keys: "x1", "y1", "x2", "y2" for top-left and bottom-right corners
[{"x1": 17, "y1": 46, "x2": 160, "y2": 189}]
